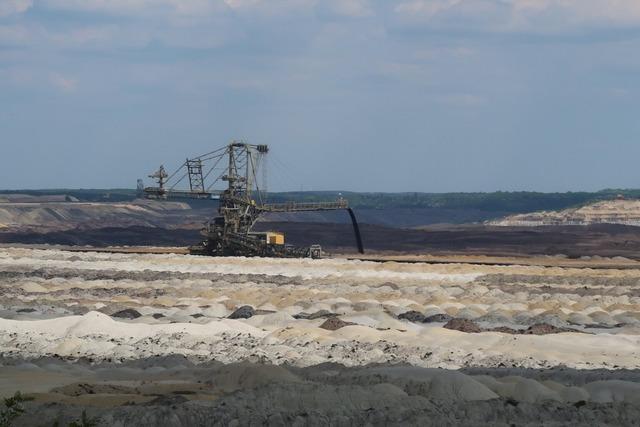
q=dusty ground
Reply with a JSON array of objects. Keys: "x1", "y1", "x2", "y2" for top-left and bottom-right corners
[
  {"x1": 284, "y1": 222, "x2": 640, "y2": 259},
  {"x1": 2, "y1": 358, "x2": 639, "y2": 426},
  {"x1": 0, "y1": 247, "x2": 639, "y2": 425},
  {"x1": 5, "y1": 222, "x2": 640, "y2": 261},
  {"x1": 4, "y1": 196, "x2": 640, "y2": 260}
]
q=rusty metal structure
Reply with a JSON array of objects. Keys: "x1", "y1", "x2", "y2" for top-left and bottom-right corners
[{"x1": 144, "y1": 141, "x2": 363, "y2": 258}]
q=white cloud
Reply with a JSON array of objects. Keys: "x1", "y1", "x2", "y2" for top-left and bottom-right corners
[
  {"x1": 395, "y1": 0, "x2": 640, "y2": 31},
  {"x1": 0, "y1": 0, "x2": 32, "y2": 16},
  {"x1": 0, "y1": 66, "x2": 36, "y2": 87},
  {"x1": 6, "y1": 0, "x2": 640, "y2": 34},
  {"x1": 327, "y1": 0, "x2": 373, "y2": 17},
  {"x1": 412, "y1": 46, "x2": 474, "y2": 61},
  {"x1": 223, "y1": 0, "x2": 321, "y2": 17},
  {"x1": 440, "y1": 93, "x2": 484, "y2": 107},
  {"x1": 0, "y1": 23, "x2": 156, "y2": 49},
  {"x1": 42, "y1": 0, "x2": 322, "y2": 17},
  {"x1": 5, "y1": 0, "x2": 639, "y2": 58},
  {"x1": 0, "y1": 24, "x2": 33, "y2": 45},
  {"x1": 41, "y1": 0, "x2": 225, "y2": 17},
  {"x1": 395, "y1": 0, "x2": 462, "y2": 18},
  {"x1": 224, "y1": 0, "x2": 260, "y2": 9},
  {"x1": 48, "y1": 25, "x2": 123, "y2": 46},
  {"x1": 41, "y1": 0, "x2": 371, "y2": 19},
  {"x1": 50, "y1": 73, "x2": 77, "y2": 92},
  {"x1": 609, "y1": 87, "x2": 629, "y2": 97}
]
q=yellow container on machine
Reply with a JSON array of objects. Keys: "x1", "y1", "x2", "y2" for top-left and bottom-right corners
[{"x1": 266, "y1": 232, "x2": 285, "y2": 245}]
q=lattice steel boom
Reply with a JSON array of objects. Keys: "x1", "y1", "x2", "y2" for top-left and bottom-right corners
[{"x1": 143, "y1": 141, "x2": 364, "y2": 258}]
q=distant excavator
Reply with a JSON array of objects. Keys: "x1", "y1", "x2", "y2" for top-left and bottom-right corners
[{"x1": 143, "y1": 141, "x2": 364, "y2": 258}]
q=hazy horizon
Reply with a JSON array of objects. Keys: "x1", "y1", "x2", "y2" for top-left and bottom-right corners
[{"x1": 3, "y1": 187, "x2": 640, "y2": 196}]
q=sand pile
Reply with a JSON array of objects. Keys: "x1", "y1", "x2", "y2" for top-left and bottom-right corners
[
  {"x1": 0, "y1": 200, "x2": 193, "y2": 232},
  {"x1": 1, "y1": 247, "x2": 639, "y2": 425},
  {"x1": 1, "y1": 310, "x2": 639, "y2": 370},
  {"x1": 3, "y1": 360, "x2": 639, "y2": 426},
  {"x1": 2, "y1": 248, "x2": 639, "y2": 332},
  {"x1": 490, "y1": 199, "x2": 640, "y2": 227},
  {"x1": 0, "y1": 248, "x2": 639, "y2": 370}
]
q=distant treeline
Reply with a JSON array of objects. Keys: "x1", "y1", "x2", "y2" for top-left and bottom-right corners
[
  {"x1": 0, "y1": 189, "x2": 138, "y2": 203},
  {"x1": 2, "y1": 188, "x2": 639, "y2": 214},
  {"x1": 266, "y1": 190, "x2": 640, "y2": 213}
]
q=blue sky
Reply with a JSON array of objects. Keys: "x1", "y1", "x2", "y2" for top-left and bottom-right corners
[{"x1": 1, "y1": 0, "x2": 639, "y2": 192}]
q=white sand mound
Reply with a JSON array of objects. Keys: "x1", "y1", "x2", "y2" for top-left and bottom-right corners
[
  {"x1": 502, "y1": 376, "x2": 561, "y2": 403},
  {"x1": 0, "y1": 248, "x2": 483, "y2": 282},
  {"x1": 245, "y1": 312, "x2": 296, "y2": 329},
  {"x1": 491, "y1": 199, "x2": 640, "y2": 227},
  {"x1": 614, "y1": 313, "x2": 640, "y2": 325},
  {"x1": 214, "y1": 382, "x2": 414, "y2": 416},
  {"x1": 584, "y1": 380, "x2": 640, "y2": 404},
  {"x1": 201, "y1": 304, "x2": 230, "y2": 318},
  {"x1": 350, "y1": 367, "x2": 498, "y2": 401},
  {"x1": 474, "y1": 375, "x2": 563, "y2": 403},
  {"x1": 20, "y1": 282, "x2": 48, "y2": 293},
  {"x1": 352, "y1": 300, "x2": 383, "y2": 311},
  {"x1": 567, "y1": 313, "x2": 592, "y2": 325},
  {"x1": 2, "y1": 247, "x2": 640, "y2": 371},
  {"x1": 5, "y1": 312, "x2": 640, "y2": 369},
  {"x1": 0, "y1": 311, "x2": 266, "y2": 340},
  {"x1": 211, "y1": 363, "x2": 302, "y2": 392},
  {"x1": 455, "y1": 307, "x2": 483, "y2": 319},
  {"x1": 472, "y1": 377, "x2": 640, "y2": 404},
  {"x1": 338, "y1": 311, "x2": 408, "y2": 331},
  {"x1": 541, "y1": 380, "x2": 590, "y2": 403}
]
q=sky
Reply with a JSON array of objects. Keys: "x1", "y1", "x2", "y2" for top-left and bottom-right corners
[{"x1": 1, "y1": 0, "x2": 639, "y2": 192}]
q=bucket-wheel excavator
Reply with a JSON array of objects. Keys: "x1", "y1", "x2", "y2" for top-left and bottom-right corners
[{"x1": 143, "y1": 142, "x2": 364, "y2": 258}]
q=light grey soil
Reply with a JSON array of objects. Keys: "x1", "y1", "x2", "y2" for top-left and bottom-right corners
[{"x1": 3, "y1": 357, "x2": 639, "y2": 427}]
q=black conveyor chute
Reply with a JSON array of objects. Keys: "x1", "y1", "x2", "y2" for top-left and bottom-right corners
[{"x1": 346, "y1": 208, "x2": 364, "y2": 254}]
